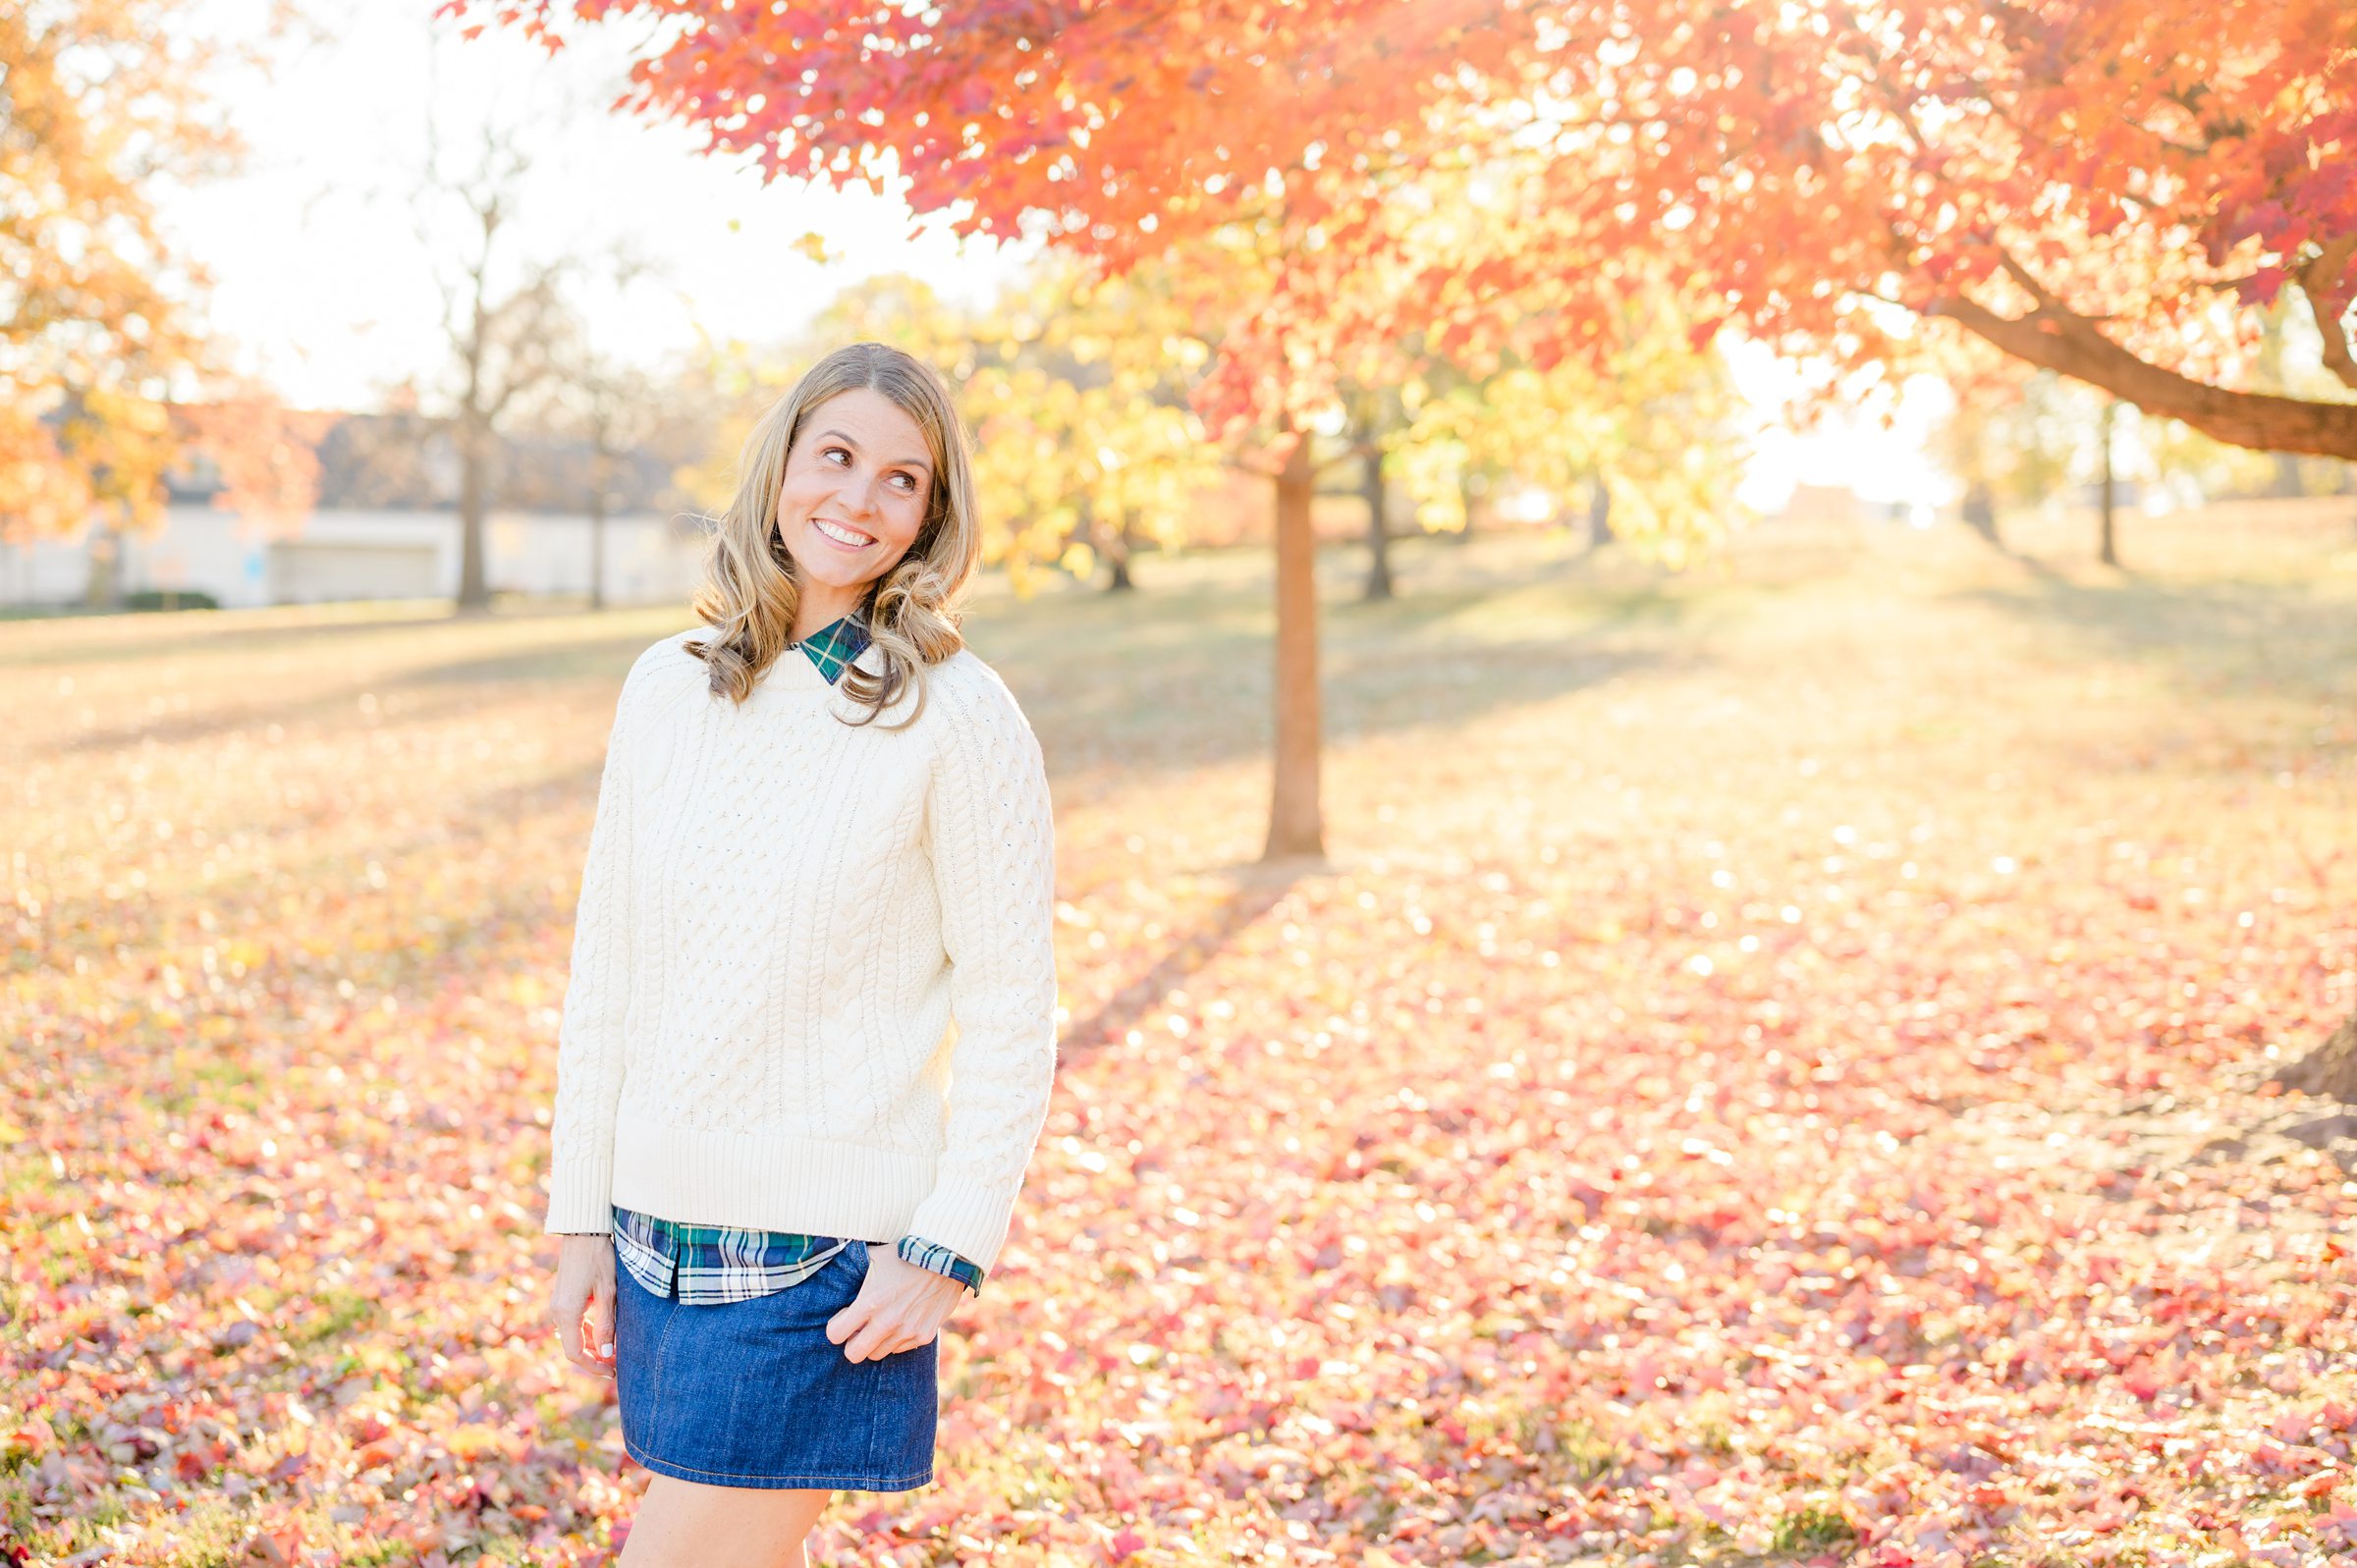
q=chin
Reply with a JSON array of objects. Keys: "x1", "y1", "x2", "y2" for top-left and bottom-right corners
[{"x1": 788, "y1": 545, "x2": 860, "y2": 583}]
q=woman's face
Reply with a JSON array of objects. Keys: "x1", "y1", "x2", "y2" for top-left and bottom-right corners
[{"x1": 775, "y1": 387, "x2": 936, "y2": 598}]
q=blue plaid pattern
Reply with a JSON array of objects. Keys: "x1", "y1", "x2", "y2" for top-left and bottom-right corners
[
  {"x1": 611, "y1": 1206, "x2": 987, "y2": 1303},
  {"x1": 794, "y1": 607, "x2": 873, "y2": 683},
  {"x1": 613, "y1": 1205, "x2": 851, "y2": 1305},
  {"x1": 895, "y1": 1234, "x2": 986, "y2": 1295},
  {"x1": 598, "y1": 602, "x2": 988, "y2": 1304}
]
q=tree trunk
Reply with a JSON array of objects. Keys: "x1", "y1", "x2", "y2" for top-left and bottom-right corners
[
  {"x1": 1264, "y1": 431, "x2": 1325, "y2": 861},
  {"x1": 1587, "y1": 477, "x2": 1614, "y2": 549},
  {"x1": 1106, "y1": 509, "x2": 1134, "y2": 592},
  {"x1": 2268, "y1": 1011, "x2": 2357, "y2": 1102},
  {"x1": 2098, "y1": 399, "x2": 2120, "y2": 569},
  {"x1": 82, "y1": 519, "x2": 124, "y2": 610},
  {"x1": 457, "y1": 418, "x2": 493, "y2": 612},
  {"x1": 1362, "y1": 449, "x2": 1393, "y2": 601},
  {"x1": 587, "y1": 439, "x2": 610, "y2": 613},
  {"x1": 1962, "y1": 480, "x2": 2001, "y2": 549}
]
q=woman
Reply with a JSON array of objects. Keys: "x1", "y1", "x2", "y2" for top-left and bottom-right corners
[{"x1": 541, "y1": 342, "x2": 1060, "y2": 1567}]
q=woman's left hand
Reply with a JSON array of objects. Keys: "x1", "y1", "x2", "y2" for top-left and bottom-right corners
[{"x1": 826, "y1": 1246, "x2": 967, "y2": 1363}]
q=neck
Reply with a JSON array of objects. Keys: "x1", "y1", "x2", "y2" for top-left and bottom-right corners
[{"x1": 792, "y1": 580, "x2": 868, "y2": 644}]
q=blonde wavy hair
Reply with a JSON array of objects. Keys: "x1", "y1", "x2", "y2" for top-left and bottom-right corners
[{"x1": 685, "y1": 342, "x2": 980, "y2": 728}]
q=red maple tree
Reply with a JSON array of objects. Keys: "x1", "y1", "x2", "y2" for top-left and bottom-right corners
[
  {"x1": 449, "y1": 0, "x2": 2356, "y2": 868},
  {"x1": 451, "y1": 0, "x2": 2357, "y2": 457}
]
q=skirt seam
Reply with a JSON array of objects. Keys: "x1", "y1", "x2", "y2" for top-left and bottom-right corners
[
  {"x1": 645, "y1": 1258, "x2": 684, "y2": 1442},
  {"x1": 623, "y1": 1432, "x2": 932, "y2": 1490}
]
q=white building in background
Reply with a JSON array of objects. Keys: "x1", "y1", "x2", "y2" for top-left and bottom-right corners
[{"x1": 0, "y1": 505, "x2": 715, "y2": 611}]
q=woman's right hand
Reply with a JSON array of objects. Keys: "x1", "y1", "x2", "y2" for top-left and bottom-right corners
[{"x1": 552, "y1": 1233, "x2": 619, "y2": 1379}]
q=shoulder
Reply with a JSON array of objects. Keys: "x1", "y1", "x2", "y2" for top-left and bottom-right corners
[
  {"x1": 605, "y1": 630, "x2": 710, "y2": 751},
  {"x1": 620, "y1": 628, "x2": 708, "y2": 702},
  {"x1": 921, "y1": 647, "x2": 1036, "y2": 733},
  {"x1": 634, "y1": 627, "x2": 708, "y2": 678},
  {"x1": 918, "y1": 648, "x2": 1046, "y2": 770}
]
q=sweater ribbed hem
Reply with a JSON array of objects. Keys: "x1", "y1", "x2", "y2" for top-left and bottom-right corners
[{"x1": 608, "y1": 1118, "x2": 948, "y2": 1247}]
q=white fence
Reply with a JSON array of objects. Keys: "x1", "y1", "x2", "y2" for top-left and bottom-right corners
[{"x1": 0, "y1": 505, "x2": 715, "y2": 611}]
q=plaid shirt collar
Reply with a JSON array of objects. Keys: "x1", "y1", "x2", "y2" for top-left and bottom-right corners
[{"x1": 795, "y1": 605, "x2": 876, "y2": 685}]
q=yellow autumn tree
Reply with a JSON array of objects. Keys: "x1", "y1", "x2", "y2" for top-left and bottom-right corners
[
  {"x1": 4, "y1": 1, "x2": 318, "y2": 567},
  {"x1": 957, "y1": 253, "x2": 1227, "y2": 594},
  {"x1": 680, "y1": 261, "x2": 1228, "y2": 595},
  {"x1": 1387, "y1": 288, "x2": 1752, "y2": 569}
]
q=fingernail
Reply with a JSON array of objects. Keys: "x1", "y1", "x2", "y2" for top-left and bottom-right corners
[{"x1": 600, "y1": 1343, "x2": 614, "y2": 1356}]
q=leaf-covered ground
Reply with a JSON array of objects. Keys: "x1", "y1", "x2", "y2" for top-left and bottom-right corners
[{"x1": 5, "y1": 502, "x2": 2356, "y2": 1567}]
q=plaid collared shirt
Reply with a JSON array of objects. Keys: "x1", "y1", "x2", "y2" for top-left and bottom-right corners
[
  {"x1": 611, "y1": 1206, "x2": 987, "y2": 1304},
  {"x1": 602, "y1": 607, "x2": 988, "y2": 1307}
]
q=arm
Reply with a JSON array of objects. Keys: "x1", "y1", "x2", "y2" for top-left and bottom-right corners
[
  {"x1": 541, "y1": 661, "x2": 647, "y2": 1235},
  {"x1": 901, "y1": 663, "x2": 1061, "y2": 1276}
]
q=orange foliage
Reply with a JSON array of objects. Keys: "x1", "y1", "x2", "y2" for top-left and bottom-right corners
[
  {"x1": 2, "y1": 1, "x2": 318, "y2": 541},
  {"x1": 452, "y1": 0, "x2": 2357, "y2": 455},
  {"x1": 177, "y1": 400, "x2": 338, "y2": 539}
]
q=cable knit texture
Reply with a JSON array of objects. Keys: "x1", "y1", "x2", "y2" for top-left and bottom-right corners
[{"x1": 541, "y1": 627, "x2": 1060, "y2": 1275}]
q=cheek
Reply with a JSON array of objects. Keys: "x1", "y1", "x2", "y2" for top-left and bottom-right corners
[{"x1": 894, "y1": 491, "x2": 932, "y2": 545}]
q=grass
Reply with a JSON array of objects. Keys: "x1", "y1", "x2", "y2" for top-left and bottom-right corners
[
  {"x1": 1770, "y1": 1502, "x2": 1857, "y2": 1551},
  {"x1": 3, "y1": 497, "x2": 2355, "y2": 1564}
]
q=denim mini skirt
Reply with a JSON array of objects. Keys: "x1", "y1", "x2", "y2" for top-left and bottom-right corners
[{"x1": 612, "y1": 1236, "x2": 938, "y2": 1490}]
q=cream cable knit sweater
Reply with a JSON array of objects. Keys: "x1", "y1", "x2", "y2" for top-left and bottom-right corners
[{"x1": 541, "y1": 627, "x2": 1060, "y2": 1275}]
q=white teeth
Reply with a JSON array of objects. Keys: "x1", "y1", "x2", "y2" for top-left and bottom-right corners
[{"x1": 813, "y1": 517, "x2": 873, "y2": 547}]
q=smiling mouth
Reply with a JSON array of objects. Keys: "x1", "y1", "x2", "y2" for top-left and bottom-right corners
[{"x1": 811, "y1": 517, "x2": 875, "y2": 548}]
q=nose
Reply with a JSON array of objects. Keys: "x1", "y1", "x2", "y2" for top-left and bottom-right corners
[{"x1": 840, "y1": 469, "x2": 886, "y2": 520}]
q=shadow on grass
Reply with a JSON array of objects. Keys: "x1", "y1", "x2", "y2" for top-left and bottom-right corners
[
  {"x1": 1055, "y1": 858, "x2": 1317, "y2": 1068},
  {"x1": 988, "y1": 566, "x2": 1708, "y2": 780},
  {"x1": 384, "y1": 622, "x2": 698, "y2": 688},
  {"x1": 47, "y1": 538, "x2": 1706, "y2": 773},
  {"x1": 1949, "y1": 573, "x2": 2357, "y2": 706},
  {"x1": 58, "y1": 622, "x2": 673, "y2": 757},
  {"x1": 18, "y1": 753, "x2": 615, "y2": 1005},
  {"x1": 0, "y1": 610, "x2": 466, "y2": 671}
]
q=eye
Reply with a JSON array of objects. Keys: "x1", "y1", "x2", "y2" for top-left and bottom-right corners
[
  {"x1": 822, "y1": 446, "x2": 851, "y2": 465},
  {"x1": 891, "y1": 472, "x2": 920, "y2": 492}
]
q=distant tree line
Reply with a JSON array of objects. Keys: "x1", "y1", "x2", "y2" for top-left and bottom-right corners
[{"x1": 161, "y1": 409, "x2": 705, "y2": 517}]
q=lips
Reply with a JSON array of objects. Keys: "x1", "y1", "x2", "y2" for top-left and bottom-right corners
[{"x1": 811, "y1": 517, "x2": 875, "y2": 550}]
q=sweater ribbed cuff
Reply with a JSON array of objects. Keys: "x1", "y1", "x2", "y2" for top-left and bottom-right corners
[
  {"x1": 542, "y1": 1152, "x2": 615, "y2": 1236},
  {"x1": 903, "y1": 1183, "x2": 1019, "y2": 1279}
]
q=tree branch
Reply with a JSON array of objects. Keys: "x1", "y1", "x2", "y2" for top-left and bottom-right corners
[
  {"x1": 1929, "y1": 291, "x2": 2357, "y2": 460},
  {"x1": 2299, "y1": 237, "x2": 2357, "y2": 393}
]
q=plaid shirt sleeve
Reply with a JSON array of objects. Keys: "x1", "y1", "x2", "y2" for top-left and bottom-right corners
[{"x1": 898, "y1": 1234, "x2": 986, "y2": 1295}]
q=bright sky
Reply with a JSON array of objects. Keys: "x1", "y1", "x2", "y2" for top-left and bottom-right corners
[
  {"x1": 163, "y1": 1, "x2": 1036, "y2": 406},
  {"x1": 158, "y1": 0, "x2": 1947, "y2": 512},
  {"x1": 1725, "y1": 349, "x2": 1958, "y2": 512}
]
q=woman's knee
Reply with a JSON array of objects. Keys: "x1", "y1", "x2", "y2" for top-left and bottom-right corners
[{"x1": 617, "y1": 1476, "x2": 831, "y2": 1568}]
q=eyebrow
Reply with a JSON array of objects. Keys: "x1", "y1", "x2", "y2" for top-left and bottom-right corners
[{"x1": 814, "y1": 429, "x2": 932, "y2": 476}]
